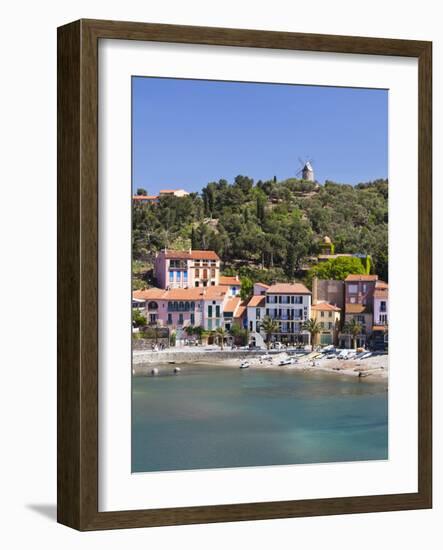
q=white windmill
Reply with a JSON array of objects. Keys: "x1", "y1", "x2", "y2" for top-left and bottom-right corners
[{"x1": 296, "y1": 157, "x2": 315, "y2": 182}]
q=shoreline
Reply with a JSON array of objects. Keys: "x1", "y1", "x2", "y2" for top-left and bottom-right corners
[{"x1": 133, "y1": 348, "x2": 389, "y2": 381}]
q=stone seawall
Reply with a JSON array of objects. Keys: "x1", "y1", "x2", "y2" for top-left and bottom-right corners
[{"x1": 132, "y1": 349, "x2": 265, "y2": 366}]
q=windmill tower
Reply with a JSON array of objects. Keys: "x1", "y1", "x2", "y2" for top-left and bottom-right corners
[{"x1": 297, "y1": 157, "x2": 315, "y2": 182}]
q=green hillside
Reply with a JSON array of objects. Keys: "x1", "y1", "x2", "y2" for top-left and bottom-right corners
[{"x1": 132, "y1": 176, "x2": 388, "y2": 289}]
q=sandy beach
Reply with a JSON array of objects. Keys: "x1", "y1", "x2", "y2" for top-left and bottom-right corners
[{"x1": 133, "y1": 346, "x2": 388, "y2": 381}]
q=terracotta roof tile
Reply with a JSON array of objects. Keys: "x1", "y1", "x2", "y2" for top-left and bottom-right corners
[
  {"x1": 161, "y1": 249, "x2": 220, "y2": 260},
  {"x1": 224, "y1": 297, "x2": 241, "y2": 313},
  {"x1": 234, "y1": 305, "x2": 247, "y2": 318},
  {"x1": 190, "y1": 250, "x2": 220, "y2": 260},
  {"x1": 247, "y1": 296, "x2": 266, "y2": 307},
  {"x1": 161, "y1": 288, "x2": 204, "y2": 300},
  {"x1": 219, "y1": 275, "x2": 240, "y2": 285},
  {"x1": 345, "y1": 303, "x2": 368, "y2": 314},
  {"x1": 201, "y1": 285, "x2": 227, "y2": 299},
  {"x1": 267, "y1": 283, "x2": 311, "y2": 294},
  {"x1": 133, "y1": 288, "x2": 165, "y2": 300},
  {"x1": 132, "y1": 195, "x2": 158, "y2": 200},
  {"x1": 311, "y1": 301, "x2": 341, "y2": 312},
  {"x1": 345, "y1": 274, "x2": 378, "y2": 282}
]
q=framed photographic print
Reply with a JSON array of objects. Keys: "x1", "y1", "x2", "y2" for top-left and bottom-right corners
[{"x1": 57, "y1": 19, "x2": 432, "y2": 530}]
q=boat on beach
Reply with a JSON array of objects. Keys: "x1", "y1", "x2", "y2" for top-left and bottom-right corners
[{"x1": 240, "y1": 361, "x2": 250, "y2": 369}]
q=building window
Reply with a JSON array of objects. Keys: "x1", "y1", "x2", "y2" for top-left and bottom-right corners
[
  {"x1": 203, "y1": 269, "x2": 208, "y2": 279},
  {"x1": 349, "y1": 284, "x2": 358, "y2": 293},
  {"x1": 190, "y1": 313, "x2": 195, "y2": 325},
  {"x1": 216, "y1": 305, "x2": 220, "y2": 317},
  {"x1": 321, "y1": 311, "x2": 324, "y2": 317},
  {"x1": 167, "y1": 313, "x2": 172, "y2": 325},
  {"x1": 195, "y1": 281, "x2": 199, "y2": 287},
  {"x1": 328, "y1": 312, "x2": 332, "y2": 317},
  {"x1": 169, "y1": 271, "x2": 174, "y2": 282},
  {"x1": 380, "y1": 314, "x2": 388, "y2": 324},
  {"x1": 195, "y1": 268, "x2": 200, "y2": 277},
  {"x1": 256, "y1": 308, "x2": 261, "y2": 319},
  {"x1": 380, "y1": 301, "x2": 387, "y2": 312},
  {"x1": 208, "y1": 319, "x2": 212, "y2": 330},
  {"x1": 211, "y1": 268, "x2": 216, "y2": 278},
  {"x1": 208, "y1": 305, "x2": 213, "y2": 317},
  {"x1": 294, "y1": 296, "x2": 303, "y2": 304},
  {"x1": 211, "y1": 281, "x2": 215, "y2": 286},
  {"x1": 184, "y1": 271, "x2": 188, "y2": 283}
]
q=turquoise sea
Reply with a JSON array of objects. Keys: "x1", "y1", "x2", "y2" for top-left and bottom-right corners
[{"x1": 132, "y1": 364, "x2": 388, "y2": 472}]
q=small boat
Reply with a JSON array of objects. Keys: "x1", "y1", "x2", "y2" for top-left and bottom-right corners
[
  {"x1": 360, "y1": 352, "x2": 372, "y2": 360},
  {"x1": 240, "y1": 361, "x2": 250, "y2": 369},
  {"x1": 326, "y1": 353, "x2": 336, "y2": 359},
  {"x1": 278, "y1": 358, "x2": 293, "y2": 366},
  {"x1": 173, "y1": 366, "x2": 181, "y2": 374}
]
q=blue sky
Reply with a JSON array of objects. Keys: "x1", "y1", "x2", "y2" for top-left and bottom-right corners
[{"x1": 132, "y1": 77, "x2": 388, "y2": 194}]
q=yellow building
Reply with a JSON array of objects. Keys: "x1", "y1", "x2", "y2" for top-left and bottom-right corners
[{"x1": 311, "y1": 301, "x2": 341, "y2": 346}]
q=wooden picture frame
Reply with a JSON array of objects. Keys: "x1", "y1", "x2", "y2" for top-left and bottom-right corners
[{"x1": 57, "y1": 19, "x2": 432, "y2": 530}]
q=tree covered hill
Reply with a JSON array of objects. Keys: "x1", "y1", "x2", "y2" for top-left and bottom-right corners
[{"x1": 132, "y1": 176, "x2": 388, "y2": 288}]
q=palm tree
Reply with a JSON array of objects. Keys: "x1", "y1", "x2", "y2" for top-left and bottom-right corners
[
  {"x1": 343, "y1": 318, "x2": 363, "y2": 349},
  {"x1": 261, "y1": 316, "x2": 279, "y2": 350},
  {"x1": 215, "y1": 327, "x2": 226, "y2": 349},
  {"x1": 302, "y1": 318, "x2": 321, "y2": 351}
]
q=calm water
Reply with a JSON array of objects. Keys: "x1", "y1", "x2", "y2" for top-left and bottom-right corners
[{"x1": 132, "y1": 364, "x2": 388, "y2": 472}]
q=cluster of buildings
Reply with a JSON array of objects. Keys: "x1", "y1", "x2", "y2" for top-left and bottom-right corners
[
  {"x1": 132, "y1": 188, "x2": 189, "y2": 205},
  {"x1": 133, "y1": 248, "x2": 389, "y2": 350}
]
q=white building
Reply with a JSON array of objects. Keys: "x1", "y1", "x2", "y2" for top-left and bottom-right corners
[
  {"x1": 373, "y1": 280, "x2": 388, "y2": 326},
  {"x1": 247, "y1": 282, "x2": 312, "y2": 346}
]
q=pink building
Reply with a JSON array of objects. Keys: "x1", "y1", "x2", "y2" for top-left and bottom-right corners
[
  {"x1": 133, "y1": 285, "x2": 229, "y2": 331},
  {"x1": 154, "y1": 249, "x2": 220, "y2": 289},
  {"x1": 341, "y1": 274, "x2": 378, "y2": 348}
]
